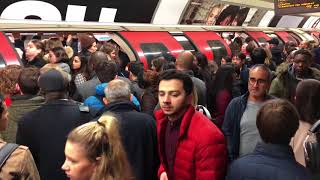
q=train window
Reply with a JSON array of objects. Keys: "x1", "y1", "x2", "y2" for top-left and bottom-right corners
[
  {"x1": 288, "y1": 32, "x2": 302, "y2": 44},
  {"x1": 140, "y1": 43, "x2": 171, "y2": 67},
  {"x1": 173, "y1": 36, "x2": 196, "y2": 53},
  {"x1": 0, "y1": 54, "x2": 6, "y2": 69},
  {"x1": 257, "y1": 37, "x2": 267, "y2": 43},
  {"x1": 266, "y1": 33, "x2": 284, "y2": 48},
  {"x1": 206, "y1": 40, "x2": 228, "y2": 63}
]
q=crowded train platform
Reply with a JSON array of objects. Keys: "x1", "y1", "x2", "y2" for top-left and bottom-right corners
[{"x1": 0, "y1": 0, "x2": 320, "y2": 179}]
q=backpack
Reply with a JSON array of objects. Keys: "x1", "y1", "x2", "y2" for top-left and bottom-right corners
[
  {"x1": 304, "y1": 120, "x2": 320, "y2": 173},
  {"x1": 196, "y1": 105, "x2": 218, "y2": 125}
]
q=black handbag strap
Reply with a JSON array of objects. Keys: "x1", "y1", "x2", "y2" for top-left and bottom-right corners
[{"x1": 0, "y1": 143, "x2": 19, "y2": 169}]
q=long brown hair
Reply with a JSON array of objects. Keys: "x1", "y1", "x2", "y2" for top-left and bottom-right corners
[
  {"x1": 295, "y1": 79, "x2": 320, "y2": 124},
  {"x1": 67, "y1": 114, "x2": 133, "y2": 180}
]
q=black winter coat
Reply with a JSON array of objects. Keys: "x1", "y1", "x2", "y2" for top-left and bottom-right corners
[
  {"x1": 98, "y1": 101, "x2": 159, "y2": 180},
  {"x1": 16, "y1": 99, "x2": 93, "y2": 180}
]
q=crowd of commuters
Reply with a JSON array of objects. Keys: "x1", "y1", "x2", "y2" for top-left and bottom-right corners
[{"x1": 0, "y1": 32, "x2": 319, "y2": 179}]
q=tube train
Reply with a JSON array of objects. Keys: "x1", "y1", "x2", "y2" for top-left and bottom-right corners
[{"x1": 0, "y1": 20, "x2": 319, "y2": 69}]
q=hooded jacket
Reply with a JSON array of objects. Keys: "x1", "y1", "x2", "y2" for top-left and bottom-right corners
[
  {"x1": 84, "y1": 83, "x2": 140, "y2": 110},
  {"x1": 269, "y1": 63, "x2": 320, "y2": 101}
]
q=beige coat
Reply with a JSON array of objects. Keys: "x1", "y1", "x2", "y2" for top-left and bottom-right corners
[
  {"x1": 290, "y1": 120, "x2": 312, "y2": 167},
  {"x1": 0, "y1": 139, "x2": 40, "y2": 180}
]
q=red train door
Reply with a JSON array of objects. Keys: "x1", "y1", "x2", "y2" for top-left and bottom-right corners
[
  {"x1": 183, "y1": 32, "x2": 231, "y2": 64},
  {"x1": 0, "y1": 32, "x2": 21, "y2": 67},
  {"x1": 246, "y1": 31, "x2": 271, "y2": 45},
  {"x1": 118, "y1": 32, "x2": 184, "y2": 69},
  {"x1": 275, "y1": 31, "x2": 298, "y2": 45}
]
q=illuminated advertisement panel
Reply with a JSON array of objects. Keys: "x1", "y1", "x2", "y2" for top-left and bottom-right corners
[{"x1": 275, "y1": 0, "x2": 320, "y2": 15}]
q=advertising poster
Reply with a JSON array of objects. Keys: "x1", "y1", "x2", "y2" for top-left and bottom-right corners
[{"x1": 180, "y1": 0, "x2": 251, "y2": 26}]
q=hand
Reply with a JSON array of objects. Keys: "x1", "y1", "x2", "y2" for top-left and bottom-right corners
[{"x1": 160, "y1": 172, "x2": 168, "y2": 180}]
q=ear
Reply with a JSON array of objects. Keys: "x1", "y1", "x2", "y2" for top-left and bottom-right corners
[
  {"x1": 95, "y1": 156, "x2": 101, "y2": 163},
  {"x1": 103, "y1": 97, "x2": 108, "y2": 105},
  {"x1": 15, "y1": 83, "x2": 21, "y2": 94}
]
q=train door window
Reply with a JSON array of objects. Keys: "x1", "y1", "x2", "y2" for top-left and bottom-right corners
[
  {"x1": 288, "y1": 32, "x2": 302, "y2": 44},
  {"x1": 0, "y1": 54, "x2": 6, "y2": 68},
  {"x1": 140, "y1": 43, "x2": 171, "y2": 67},
  {"x1": 173, "y1": 35, "x2": 196, "y2": 53},
  {"x1": 206, "y1": 40, "x2": 228, "y2": 62},
  {"x1": 266, "y1": 33, "x2": 284, "y2": 47}
]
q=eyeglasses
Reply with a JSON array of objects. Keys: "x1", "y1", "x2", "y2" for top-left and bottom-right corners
[{"x1": 249, "y1": 77, "x2": 268, "y2": 85}]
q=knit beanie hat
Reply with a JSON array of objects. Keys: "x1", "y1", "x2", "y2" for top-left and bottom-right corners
[
  {"x1": 78, "y1": 34, "x2": 96, "y2": 50},
  {"x1": 38, "y1": 69, "x2": 68, "y2": 92}
]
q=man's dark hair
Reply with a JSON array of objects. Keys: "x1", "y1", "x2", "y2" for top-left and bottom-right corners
[
  {"x1": 236, "y1": 52, "x2": 246, "y2": 61},
  {"x1": 18, "y1": 67, "x2": 40, "y2": 95},
  {"x1": 250, "y1": 64, "x2": 273, "y2": 82},
  {"x1": 88, "y1": 51, "x2": 108, "y2": 74},
  {"x1": 257, "y1": 99, "x2": 299, "y2": 145},
  {"x1": 128, "y1": 61, "x2": 144, "y2": 77},
  {"x1": 294, "y1": 49, "x2": 312, "y2": 61},
  {"x1": 223, "y1": 56, "x2": 232, "y2": 63},
  {"x1": 95, "y1": 61, "x2": 117, "y2": 83},
  {"x1": 159, "y1": 69, "x2": 193, "y2": 95},
  {"x1": 245, "y1": 37, "x2": 253, "y2": 43},
  {"x1": 251, "y1": 48, "x2": 267, "y2": 65}
]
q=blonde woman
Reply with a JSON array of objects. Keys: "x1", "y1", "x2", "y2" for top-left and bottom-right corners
[{"x1": 62, "y1": 114, "x2": 133, "y2": 180}]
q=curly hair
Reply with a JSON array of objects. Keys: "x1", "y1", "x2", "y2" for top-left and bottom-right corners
[{"x1": 0, "y1": 65, "x2": 22, "y2": 95}]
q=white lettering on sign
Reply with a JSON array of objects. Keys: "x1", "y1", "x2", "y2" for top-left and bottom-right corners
[
  {"x1": 99, "y1": 8, "x2": 117, "y2": 22},
  {"x1": 1, "y1": 1, "x2": 62, "y2": 21},
  {"x1": 65, "y1": 5, "x2": 87, "y2": 22},
  {"x1": 0, "y1": 0, "x2": 117, "y2": 22}
]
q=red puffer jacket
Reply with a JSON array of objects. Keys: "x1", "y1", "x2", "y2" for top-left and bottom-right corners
[{"x1": 155, "y1": 105, "x2": 227, "y2": 180}]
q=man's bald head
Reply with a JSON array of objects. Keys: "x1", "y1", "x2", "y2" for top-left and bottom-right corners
[{"x1": 175, "y1": 51, "x2": 194, "y2": 71}]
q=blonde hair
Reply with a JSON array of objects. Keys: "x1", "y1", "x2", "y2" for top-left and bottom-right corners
[{"x1": 67, "y1": 114, "x2": 132, "y2": 180}]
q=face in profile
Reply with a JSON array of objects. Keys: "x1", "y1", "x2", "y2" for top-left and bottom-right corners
[
  {"x1": 88, "y1": 42, "x2": 98, "y2": 53},
  {"x1": 48, "y1": 51, "x2": 57, "y2": 64},
  {"x1": 158, "y1": 79, "x2": 190, "y2": 121},
  {"x1": 62, "y1": 141, "x2": 98, "y2": 180},
  {"x1": 25, "y1": 41, "x2": 41, "y2": 61},
  {"x1": 72, "y1": 56, "x2": 81, "y2": 70}
]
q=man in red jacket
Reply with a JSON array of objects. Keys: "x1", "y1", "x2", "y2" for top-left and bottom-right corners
[{"x1": 155, "y1": 69, "x2": 227, "y2": 180}]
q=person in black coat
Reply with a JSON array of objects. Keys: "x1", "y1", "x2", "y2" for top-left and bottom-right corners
[
  {"x1": 16, "y1": 69, "x2": 94, "y2": 180},
  {"x1": 97, "y1": 79, "x2": 159, "y2": 180}
]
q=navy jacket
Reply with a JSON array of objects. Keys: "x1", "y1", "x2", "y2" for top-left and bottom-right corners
[
  {"x1": 226, "y1": 142, "x2": 310, "y2": 180},
  {"x1": 222, "y1": 92, "x2": 273, "y2": 161}
]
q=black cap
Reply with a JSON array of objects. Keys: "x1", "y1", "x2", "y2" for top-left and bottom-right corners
[
  {"x1": 267, "y1": 38, "x2": 279, "y2": 45},
  {"x1": 38, "y1": 69, "x2": 67, "y2": 92}
]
